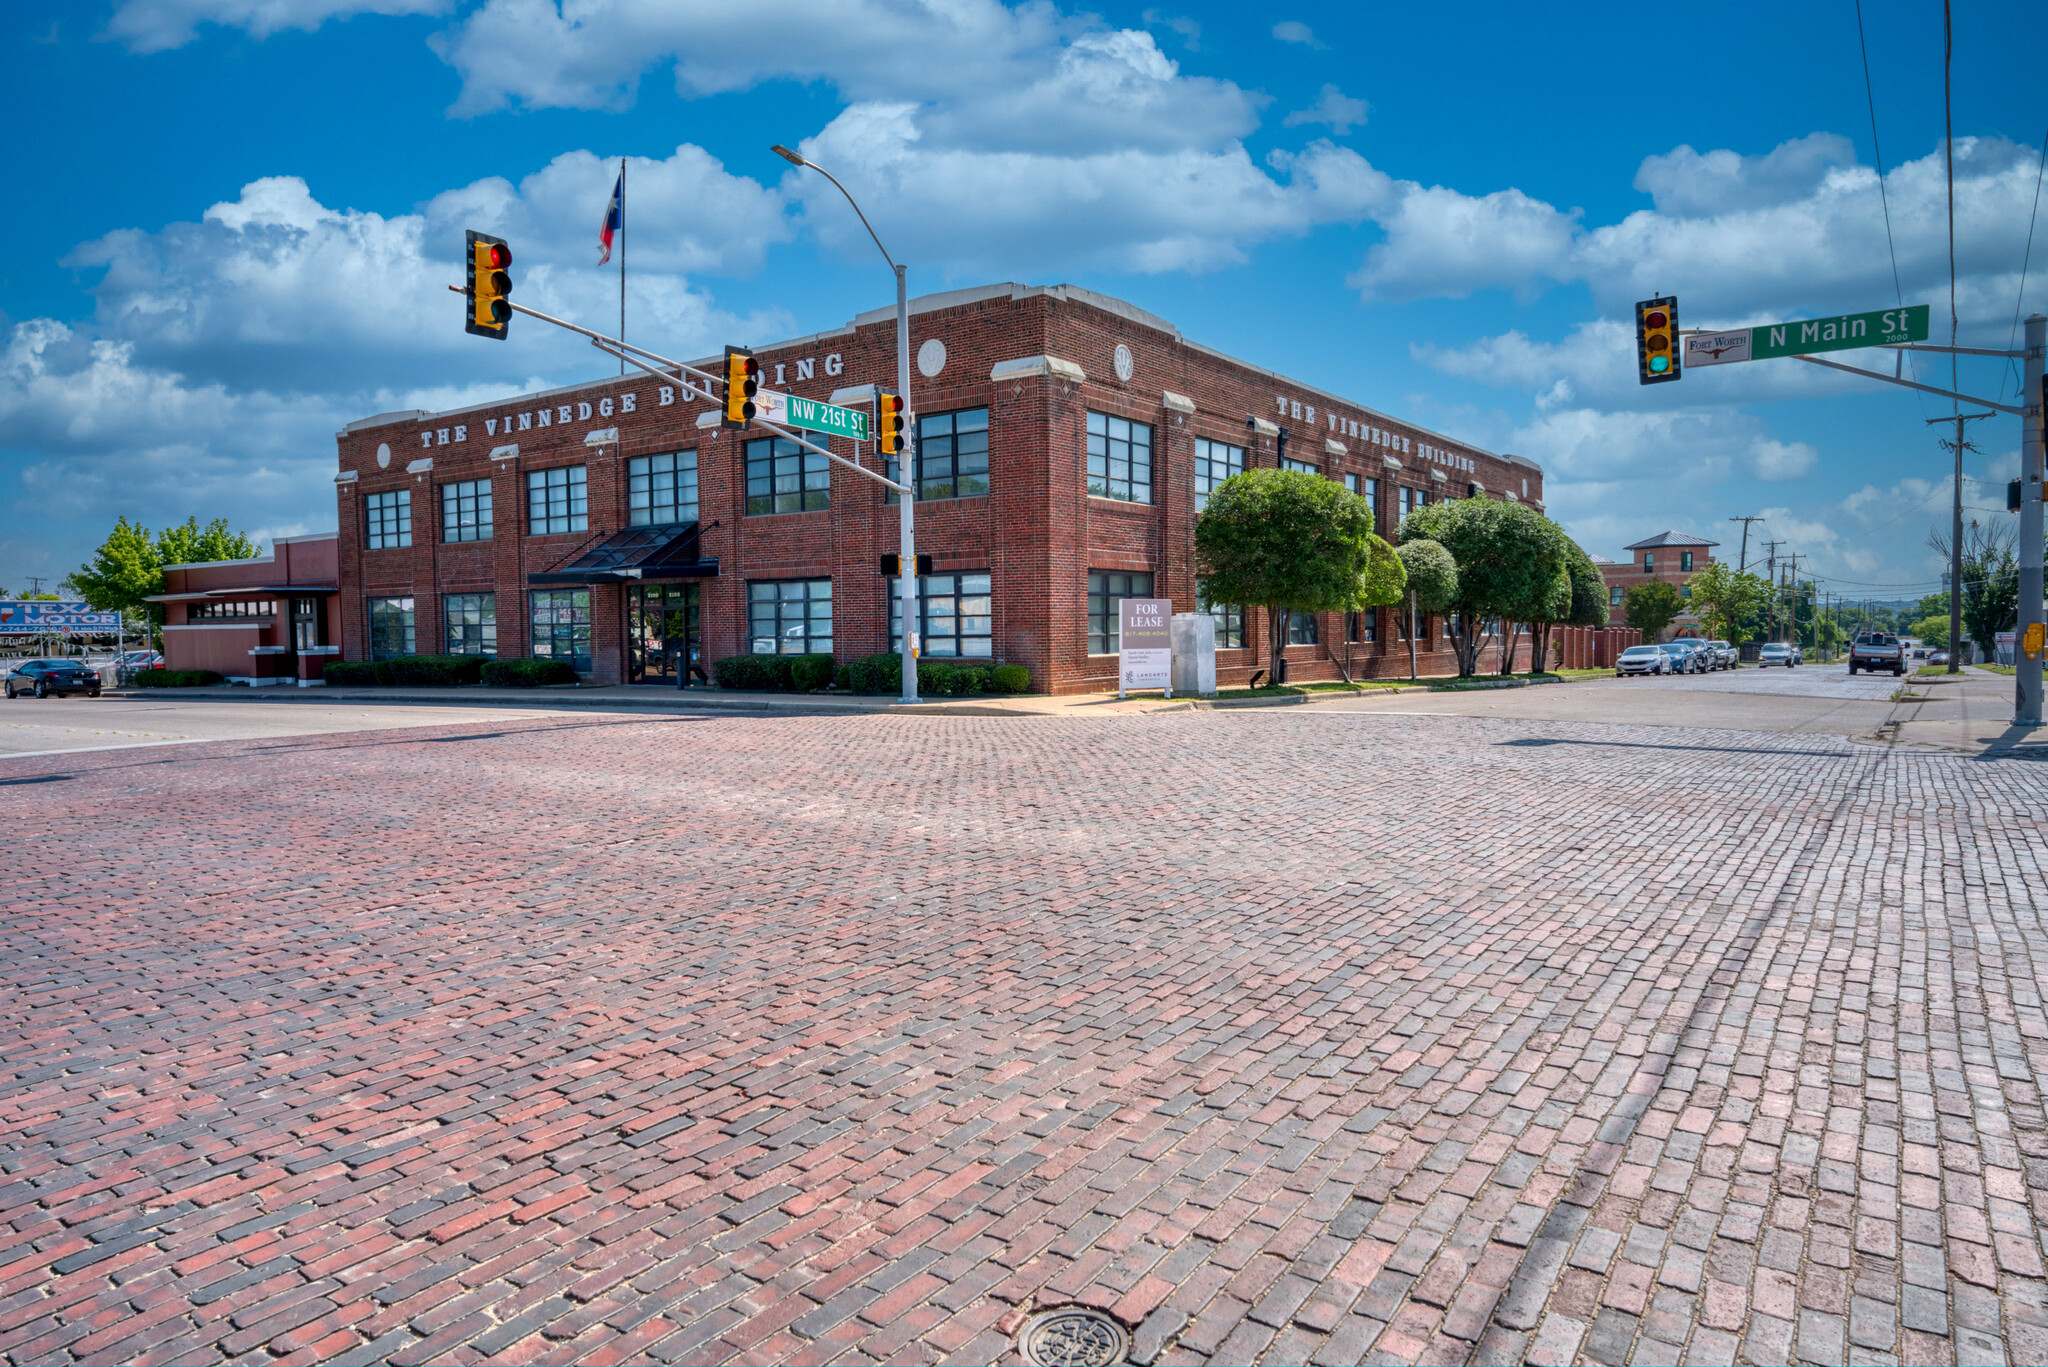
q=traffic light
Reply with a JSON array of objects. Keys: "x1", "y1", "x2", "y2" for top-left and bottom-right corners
[
  {"x1": 876, "y1": 392, "x2": 907, "y2": 455},
  {"x1": 880, "y1": 555, "x2": 934, "y2": 577},
  {"x1": 1635, "y1": 297, "x2": 1680, "y2": 384},
  {"x1": 465, "y1": 230, "x2": 512, "y2": 340},
  {"x1": 2013, "y1": 479, "x2": 2026, "y2": 514},
  {"x1": 722, "y1": 346, "x2": 759, "y2": 428}
]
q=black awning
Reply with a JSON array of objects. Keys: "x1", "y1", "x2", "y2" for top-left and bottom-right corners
[{"x1": 527, "y1": 523, "x2": 720, "y2": 586}]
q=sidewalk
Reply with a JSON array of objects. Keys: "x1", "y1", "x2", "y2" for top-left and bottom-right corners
[{"x1": 1882, "y1": 665, "x2": 2048, "y2": 758}]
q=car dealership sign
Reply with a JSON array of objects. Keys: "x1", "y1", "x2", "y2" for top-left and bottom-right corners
[{"x1": 0, "y1": 601, "x2": 121, "y2": 633}]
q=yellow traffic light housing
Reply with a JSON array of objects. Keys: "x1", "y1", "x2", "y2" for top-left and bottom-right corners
[
  {"x1": 465, "y1": 230, "x2": 512, "y2": 340},
  {"x1": 876, "y1": 392, "x2": 906, "y2": 455},
  {"x1": 1636, "y1": 296, "x2": 1679, "y2": 385},
  {"x1": 722, "y1": 347, "x2": 759, "y2": 428}
]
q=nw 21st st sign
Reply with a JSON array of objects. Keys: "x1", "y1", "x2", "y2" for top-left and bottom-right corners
[
  {"x1": 753, "y1": 391, "x2": 872, "y2": 443},
  {"x1": 1686, "y1": 304, "x2": 1931, "y2": 367}
]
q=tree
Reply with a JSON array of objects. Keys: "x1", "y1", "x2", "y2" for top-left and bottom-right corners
[
  {"x1": 1196, "y1": 468, "x2": 1404, "y2": 685},
  {"x1": 1393, "y1": 540, "x2": 1458, "y2": 680},
  {"x1": 1929, "y1": 523, "x2": 2019, "y2": 659},
  {"x1": 1624, "y1": 580, "x2": 1683, "y2": 639},
  {"x1": 1399, "y1": 498, "x2": 1568, "y2": 677},
  {"x1": 1683, "y1": 561, "x2": 1772, "y2": 643},
  {"x1": 67, "y1": 515, "x2": 260, "y2": 631}
]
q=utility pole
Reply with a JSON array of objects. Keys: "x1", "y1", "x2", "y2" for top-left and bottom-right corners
[
  {"x1": 25, "y1": 577, "x2": 46, "y2": 596},
  {"x1": 1760, "y1": 541, "x2": 1782, "y2": 640},
  {"x1": 1728, "y1": 515, "x2": 1765, "y2": 574},
  {"x1": 1926, "y1": 409, "x2": 1994, "y2": 675},
  {"x1": 1781, "y1": 554, "x2": 1806, "y2": 646}
]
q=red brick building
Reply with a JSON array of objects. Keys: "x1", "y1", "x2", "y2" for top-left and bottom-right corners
[
  {"x1": 149, "y1": 534, "x2": 342, "y2": 684},
  {"x1": 1598, "y1": 531, "x2": 1717, "y2": 640},
  {"x1": 331, "y1": 283, "x2": 1545, "y2": 693}
]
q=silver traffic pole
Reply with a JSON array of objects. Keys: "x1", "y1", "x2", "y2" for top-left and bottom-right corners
[{"x1": 2018, "y1": 312, "x2": 2045, "y2": 725}]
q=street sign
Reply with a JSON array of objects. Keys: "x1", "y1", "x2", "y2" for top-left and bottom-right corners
[
  {"x1": 0, "y1": 601, "x2": 120, "y2": 633},
  {"x1": 1683, "y1": 330, "x2": 1752, "y2": 367},
  {"x1": 1750, "y1": 304, "x2": 1929, "y2": 360},
  {"x1": 1118, "y1": 598, "x2": 1172, "y2": 694},
  {"x1": 753, "y1": 390, "x2": 873, "y2": 443}
]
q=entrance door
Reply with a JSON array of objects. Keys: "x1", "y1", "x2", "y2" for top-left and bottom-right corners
[{"x1": 627, "y1": 583, "x2": 701, "y2": 684}]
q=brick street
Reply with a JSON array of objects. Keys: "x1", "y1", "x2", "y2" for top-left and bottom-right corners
[{"x1": 2, "y1": 707, "x2": 2045, "y2": 1366}]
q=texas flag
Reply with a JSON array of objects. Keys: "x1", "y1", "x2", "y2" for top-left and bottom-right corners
[{"x1": 597, "y1": 168, "x2": 623, "y2": 265}]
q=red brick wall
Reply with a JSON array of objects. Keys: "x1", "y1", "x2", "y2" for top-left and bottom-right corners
[{"x1": 332, "y1": 286, "x2": 1547, "y2": 694}]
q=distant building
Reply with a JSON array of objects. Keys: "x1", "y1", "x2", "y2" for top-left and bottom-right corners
[{"x1": 1599, "y1": 531, "x2": 1718, "y2": 640}]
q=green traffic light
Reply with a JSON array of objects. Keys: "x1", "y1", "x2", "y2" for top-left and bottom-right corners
[{"x1": 1650, "y1": 355, "x2": 1670, "y2": 373}]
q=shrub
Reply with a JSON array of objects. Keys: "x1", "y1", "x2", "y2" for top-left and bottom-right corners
[
  {"x1": 132, "y1": 668, "x2": 225, "y2": 688},
  {"x1": 916, "y1": 660, "x2": 954, "y2": 695},
  {"x1": 322, "y1": 661, "x2": 378, "y2": 686},
  {"x1": 789, "y1": 653, "x2": 834, "y2": 692},
  {"x1": 834, "y1": 664, "x2": 853, "y2": 691},
  {"x1": 946, "y1": 665, "x2": 989, "y2": 695},
  {"x1": 987, "y1": 664, "x2": 1031, "y2": 694},
  {"x1": 480, "y1": 657, "x2": 578, "y2": 687},
  {"x1": 713, "y1": 654, "x2": 796, "y2": 691},
  {"x1": 846, "y1": 652, "x2": 904, "y2": 694},
  {"x1": 382, "y1": 653, "x2": 485, "y2": 686}
]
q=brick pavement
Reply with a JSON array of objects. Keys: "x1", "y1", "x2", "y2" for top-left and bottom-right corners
[{"x1": 2, "y1": 709, "x2": 2046, "y2": 1366}]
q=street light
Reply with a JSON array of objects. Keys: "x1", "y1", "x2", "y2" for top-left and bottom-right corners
[{"x1": 772, "y1": 144, "x2": 920, "y2": 705}]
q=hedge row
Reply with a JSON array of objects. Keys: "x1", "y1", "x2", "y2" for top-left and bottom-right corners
[
  {"x1": 834, "y1": 654, "x2": 1030, "y2": 696},
  {"x1": 322, "y1": 655, "x2": 576, "y2": 687},
  {"x1": 710, "y1": 653, "x2": 833, "y2": 692},
  {"x1": 132, "y1": 668, "x2": 224, "y2": 688}
]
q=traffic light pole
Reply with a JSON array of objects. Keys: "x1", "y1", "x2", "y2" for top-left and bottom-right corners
[
  {"x1": 893, "y1": 263, "x2": 917, "y2": 706},
  {"x1": 2019, "y1": 313, "x2": 2045, "y2": 724}
]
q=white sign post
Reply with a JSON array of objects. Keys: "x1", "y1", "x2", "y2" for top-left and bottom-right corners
[{"x1": 1118, "y1": 598, "x2": 1172, "y2": 699}]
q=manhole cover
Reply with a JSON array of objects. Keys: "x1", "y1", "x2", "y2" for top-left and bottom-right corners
[{"x1": 1019, "y1": 1307, "x2": 1128, "y2": 1367}]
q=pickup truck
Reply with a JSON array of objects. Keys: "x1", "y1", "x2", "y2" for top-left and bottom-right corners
[{"x1": 1848, "y1": 632, "x2": 1905, "y2": 676}]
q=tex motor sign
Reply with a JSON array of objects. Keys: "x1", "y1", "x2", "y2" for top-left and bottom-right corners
[{"x1": 0, "y1": 601, "x2": 121, "y2": 633}]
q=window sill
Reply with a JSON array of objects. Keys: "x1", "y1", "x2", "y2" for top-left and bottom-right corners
[{"x1": 1086, "y1": 494, "x2": 1155, "y2": 510}]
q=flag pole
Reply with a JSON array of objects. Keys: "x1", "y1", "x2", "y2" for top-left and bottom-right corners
[{"x1": 618, "y1": 158, "x2": 625, "y2": 377}]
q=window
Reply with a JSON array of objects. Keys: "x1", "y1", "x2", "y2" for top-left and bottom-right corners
[
  {"x1": 1086, "y1": 412, "x2": 1152, "y2": 504},
  {"x1": 1287, "y1": 611, "x2": 1319, "y2": 646},
  {"x1": 443, "y1": 593, "x2": 496, "y2": 656},
  {"x1": 628, "y1": 450, "x2": 698, "y2": 526},
  {"x1": 1680, "y1": 551, "x2": 1694, "y2": 572},
  {"x1": 441, "y1": 479, "x2": 492, "y2": 543},
  {"x1": 291, "y1": 598, "x2": 323, "y2": 651},
  {"x1": 368, "y1": 597, "x2": 415, "y2": 660},
  {"x1": 186, "y1": 599, "x2": 275, "y2": 620},
  {"x1": 1281, "y1": 456, "x2": 1319, "y2": 474},
  {"x1": 746, "y1": 437, "x2": 829, "y2": 516},
  {"x1": 527, "y1": 466, "x2": 587, "y2": 535},
  {"x1": 899, "y1": 408, "x2": 989, "y2": 501},
  {"x1": 529, "y1": 590, "x2": 591, "y2": 672},
  {"x1": 1348, "y1": 610, "x2": 1378, "y2": 644},
  {"x1": 1644, "y1": 553, "x2": 1656, "y2": 571},
  {"x1": 1193, "y1": 437, "x2": 1244, "y2": 511},
  {"x1": 1399, "y1": 486, "x2": 1427, "y2": 519},
  {"x1": 1087, "y1": 571, "x2": 1153, "y2": 654},
  {"x1": 1680, "y1": 584, "x2": 1693, "y2": 600},
  {"x1": 1610, "y1": 586, "x2": 1625, "y2": 607},
  {"x1": 748, "y1": 579, "x2": 833, "y2": 654},
  {"x1": 1342, "y1": 473, "x2": 1358, "y2": 494},
  {"x1": 365, "y1": 490, "x2": 411, "y2": 549},
  {"x1": 891, "y1": 573, "x2": 993, "y2": 657},
  {"x1": 1196, "y1": 578, "x2": 1243, "y2": 649}
]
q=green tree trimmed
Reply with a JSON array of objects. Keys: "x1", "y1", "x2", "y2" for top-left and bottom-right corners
[
  {"x1": 1624, "y1": 580, "x2": 1684, "y2": 639},
  {"x1": 1398, "y1": 498, "x2": 1568, "y2": 677},
  {"x1": 67, "y1": 516, "x2": 259, "y2": 632},
  {"x1": 1683, "y1": 561, "x2": 1772, "y2": 643},
  {"x1": 1196, "y1": 468, "x2": 1404, "y2": 684},
  {"x1": 1393, "y1": 539, "x2": 1458, "y2": 681}
]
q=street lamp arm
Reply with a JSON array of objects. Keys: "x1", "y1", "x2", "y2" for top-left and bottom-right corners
[{"x1": 772, "y1": 147, "x2": 897, "y2": 273}]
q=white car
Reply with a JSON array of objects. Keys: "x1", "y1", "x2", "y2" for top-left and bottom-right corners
[
  {"x1": 1616, "y1": 644, "x2": 1668, "y2": 676},
  {"x1": 1758, "y1": 643, "x2": 1797, "y2": 667}
]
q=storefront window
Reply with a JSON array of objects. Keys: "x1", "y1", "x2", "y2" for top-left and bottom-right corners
[
  {"x1": 891, "y1": 574, "x2": 993, "y2": 657},
  {"x1": 1087, "y1": 571, "x2": 1153, "y2": 654},
  {"x1": 368, "y1": 597, "x2": 415, "y2": 659},
  {"x1": 529, "y1": 590, "x2": 591, "y2": 672},
  {"x1": 1196, "y1": 578, "x2": 1243, "y2": 649},
  {"x1": 443, "y1": 593, "x2": 496, "y2": 656},
  {"x1": 628, "y1": 450, "x2": 698, "y2": 526},
  {"x1": 748, "y1": 579, "x2": 832, "y2": 654},
  {"x1": 527, "y1": 466, "x2": 587, "y2": 535}
]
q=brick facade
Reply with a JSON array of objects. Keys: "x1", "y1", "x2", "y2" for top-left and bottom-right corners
[
  {"x1": 333, "y1": 283, "x2": 1545, "y2": 694},
  {"x1": 1598, "y1": 532, "x2": 1718, "y2": 641}
]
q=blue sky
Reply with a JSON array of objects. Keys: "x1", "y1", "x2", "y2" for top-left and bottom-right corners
[{"x1": 3, "y1": 0, "x2": 2044, "y2": 603}]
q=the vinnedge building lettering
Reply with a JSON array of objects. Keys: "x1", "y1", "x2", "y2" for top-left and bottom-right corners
[{"x1": 1273, "y1": 394, "x2": 1478, "y2": 475}]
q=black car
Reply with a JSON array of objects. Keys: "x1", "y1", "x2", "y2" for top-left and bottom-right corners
[{"x1": 5, "y1": 659, "x2": 102, "y2": 698}]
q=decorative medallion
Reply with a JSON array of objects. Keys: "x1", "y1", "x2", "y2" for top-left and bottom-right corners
[
  {"x1": 1113, "y1": 343, "x2": 1134, "y2": 383},
  {"x1": 376, "y1": 443, "x2": 391, "y2": 468},
  {"x1": 917, "y1": 338, "x2": 947, "y2": 378},
  {"x1": 1019, "y1": 1308, "x2": 1128, "y2": 1367}
]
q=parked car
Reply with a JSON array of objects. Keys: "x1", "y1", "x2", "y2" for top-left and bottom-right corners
[
  {"x1": 1694, "y1": 639, "x2": 1737, "y2": 670},
  {"x1": 1663, "y1": 640, "x2": 1709, "y2": 674},
  {"x1": 1758, "y1": 643, "x2": 1797, "y2": 668},
  {"x1": 5, "y1": 659, "x2": 103, "y2": 698},
  {"x1": 1616, "y1": 644, "x2": 1669, "y2": 676},
  {"x1": 115, "y1": 649, "x2": 164, "y2": 670},
  {"x1": 1928, "y1": 650, "x2": 1949, "y2": 666},
  {"x1": 1848, "y1": 632, "x2": 1904, "y2": 676}
]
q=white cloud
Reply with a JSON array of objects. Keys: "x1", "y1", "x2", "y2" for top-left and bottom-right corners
[
  {"x1": 1141, "y1": 8, "x2": 1199, "y2": 50},
  {"x1": 1283, "y1": 85, "x2": 1368, "y2": 136},
  {"x1": 1351, "y1": 186, "x2": 1580, "y2": 303},
  {"x1": 1749, "y1": 439, "x2": 1818, "y2": 482},
  {"x1": 1271, "y1": 20, "x2": 1323, "y2": 47},
  {"x1": 103, "y1": 0, "x2": 445, "y2": 53},
  {"x1": 1632, "y1": 133, "x2": 1858, "y2": 218}
]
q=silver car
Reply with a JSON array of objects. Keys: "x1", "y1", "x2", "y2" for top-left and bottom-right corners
[
  {"x1": 1758, "y1": 643, "x2": 1797, "y2": 667},
  {"x1": 1616, "y1": 644, "x2": 1668, "y2": 676}
]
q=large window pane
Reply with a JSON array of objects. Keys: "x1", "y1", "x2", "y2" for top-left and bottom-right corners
[
  {"x1": 627, "y1": 450, "x2": 699, "y2": 526},
  {"x1": 529, "y1": 590, "x2": 591, "y2": 672},
  {"x1": 899, "y1": 407, "x2": 990, "y2": 501},
  {"x1": 527, "y1": 466, "x2": 588, "y2": 535},
  {"x1": 368, "y1": 596, "x2": 415, "y2": 660},
  {"x1": 1086, "y1": 571, "x2": 1154, "y2": 654},
  {"x1": 748, "y1": 579, "x2": 833, "y2": 654},
  {"x1": 443, "y1": 593, "x2": 496, "y2": 655},
  {"x1": 441, "y1": 479, "x2": 492, "y2": 543},
  {"x1": 1086, "y1": 411, "x2": 1152, "y2": 504},
  {"x1": 365, "y1": 490, "x2": 411, "y2": 549},
  {"x1": 1193, "y1": 438, "x2": 1244, "y2": 511},
  {"x1": 890, "y1": 573, "x2": 994, "y2": 657},
  {"x1": 745, "y1": 438, "x2": 829, "y2": 516}
]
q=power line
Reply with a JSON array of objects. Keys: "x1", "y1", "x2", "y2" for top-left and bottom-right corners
[
  {"x1": 1853, "y1": 0, "x2": 1906, "y2": 312},
  {"x1": 2005, "y1": 128, "x2": 2047, "y2": 399}
]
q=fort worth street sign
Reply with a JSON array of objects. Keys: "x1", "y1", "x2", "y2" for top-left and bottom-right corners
[{"x1": 1687, "y1": 304, "x2": 1931, "y2": 367}]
